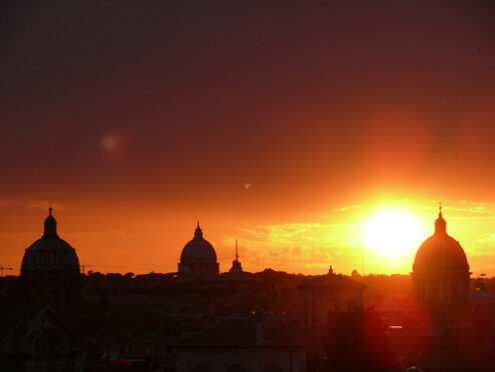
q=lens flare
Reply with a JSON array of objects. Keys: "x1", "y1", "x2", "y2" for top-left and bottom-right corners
[{"x1": 99, "y1": 130, "x2": 129, "y2": 162}]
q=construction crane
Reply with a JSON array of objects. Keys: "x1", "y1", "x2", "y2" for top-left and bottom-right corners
[{"x1": 0, "y1": 266, "x2": 13, "y2": 277}]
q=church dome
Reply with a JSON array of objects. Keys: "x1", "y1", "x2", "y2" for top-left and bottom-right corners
[
  {"x1": 21, "y1": 208, "x2": 80, "y2": 278},
  {"x1": 180, "y1": 223, "x2": 217, "y2": 262},
  {"x1": 413, "y1": 210, "x2": 469, "y2": 274}
]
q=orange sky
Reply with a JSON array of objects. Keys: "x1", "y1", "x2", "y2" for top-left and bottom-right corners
[{"x1": 1, "y1": 1, "x2": 495, "y2": 276}]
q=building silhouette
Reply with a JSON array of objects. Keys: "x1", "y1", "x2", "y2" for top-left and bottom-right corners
[
  {"x1": 178, "y1": 223, "x2": 219, "y2": 280},
  {"x1": 403, "y1": 207, "x2": 492, "y2": 371},
  {"x1": 1, "y1": 208, "x2": 84, "y2": 371},
  {"x1": 20, "y1": 208, "x2": 81, "y2": 308},
  {"x1": 6, "y1": 205, "x2": 495, "y2": 371},
  {"x1": 412, "y1": 207, "x2": 470, "y2": 306},
  {"x1": 174, "y1": 314, "x2": 306, "y2": 372},
  {"x1": 298, "y1": 266, "x2": 365, "y2": 330},
  {"x1": 228, "y1": 239, "x2": 243, "y2": 275}
]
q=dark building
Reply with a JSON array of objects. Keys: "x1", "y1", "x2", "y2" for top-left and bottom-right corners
[
  {"x1": 298, "y1": 266, "x2": 365, "y2": 330},
  {"x1": 412, "y1": 208, "x2": 470, "y2": 307},
  {"x1": 178, "y1": 223, "x2": 219, "y2": 280},
  {"x1": 20, "y1": 208, "x2": 81, "y2": 308},
  {"x1": 228, "y1": 240, "x2": 243, "y2": 275},
  {"x1": 0, "y1": 305, "x2": 85, "y2": 372},
  {"x1": 1, "y1": 209, "x2": 85, "y2": 371},
  {"x1": 174, "y1": 314, "x2": 306, "y2": 372},
  {"x1": 406, "y1": 208, "x2": 491, "y2": 371}
]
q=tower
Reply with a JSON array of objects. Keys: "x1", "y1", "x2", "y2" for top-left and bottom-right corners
[{"x1": 228, "y1": 239, "x2": 243, "y2": 274}]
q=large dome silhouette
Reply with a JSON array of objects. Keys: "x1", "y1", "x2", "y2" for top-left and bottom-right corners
[
  {"x1": 413, "y1": 211, "x2": 469, "y2": 274},
  {"x1": 180, "y1": 223, "x2": 217, "y2": 262},
  {"x1": 178, "y1": 223, "x2": 219, "y2": 279},
  {"x1": 412, "y1": 207, "x2": 470, "y2": 304},
  {"x1": 21, "y1": 208, "x2": 80, "y2": 278}
]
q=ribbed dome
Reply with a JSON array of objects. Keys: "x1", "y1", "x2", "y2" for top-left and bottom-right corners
[
  {"x1": 413, "y1": 211, "x2": 469, "y2": 274},
  {"x1": 180, "y1": 223, "x2": 217, "y2": 262},
  {"x1": 20, "y1": 208, "x2": 80, "y2": 277}
]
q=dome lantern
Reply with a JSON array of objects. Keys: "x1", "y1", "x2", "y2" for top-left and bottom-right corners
[
  {"x1": 434, "y1": 204, "x2": 446, "y2": 235},
  {"x1": 194, "y1": 221, "x2": 203, "y2": 238},
  {"x1": 43, "y1": 207, "x2": 58, "y2": 237}
]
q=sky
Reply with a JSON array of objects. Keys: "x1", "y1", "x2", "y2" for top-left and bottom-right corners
[{"x1": 1, "y1": 0, "x2": 495, "y2": 276}]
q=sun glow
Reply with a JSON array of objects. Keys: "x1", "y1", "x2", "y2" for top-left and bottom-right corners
[{"x1": 364, "y1": 209, "x2": 423, "y2": 258}]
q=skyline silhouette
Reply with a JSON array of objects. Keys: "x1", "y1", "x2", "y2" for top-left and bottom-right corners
[{"x1": 2, "y1": 2, "x2": 495, "y2": 371}]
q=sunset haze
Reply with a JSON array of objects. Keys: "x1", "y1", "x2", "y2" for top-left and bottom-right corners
[{"x1": 1, "y1": 1, "x2": 495, "y2": 277}]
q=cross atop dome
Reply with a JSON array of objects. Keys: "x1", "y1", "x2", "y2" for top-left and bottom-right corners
[{"x1": 435, "y1": 202, "x2": 446, "y2": 234}]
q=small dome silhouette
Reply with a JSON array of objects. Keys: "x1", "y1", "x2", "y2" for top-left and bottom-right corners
[
  {"x1": 180, "y1": 223, "x2": 217, "y2": 262},
  {"x1": 21, "y1": 208, "x2": 80, "y2": 278}
]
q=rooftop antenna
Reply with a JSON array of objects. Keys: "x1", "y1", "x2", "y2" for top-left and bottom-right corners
[
  {"x1": 235, "y1": 239, "x2": 239, "y2": 261},
  {"x1": 80, "y1": 264, "x2": 93, "y2": 274}
]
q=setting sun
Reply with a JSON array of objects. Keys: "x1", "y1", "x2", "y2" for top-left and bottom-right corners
[{"x1": 364, "y1": 209, "x2": 423, "y2": 258}]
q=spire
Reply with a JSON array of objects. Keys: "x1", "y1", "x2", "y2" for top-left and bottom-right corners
[
  {"x1": 43, "y1": 207, "x2": 58, "y2": 237},
  {"x1": 194, "y1": 221, "x2": 203, "y2": 238},
  {"x1": 229, "y1": 238, "x2": 243, "y2": 274},
  {"x1": 435, "y1": 202, "x2": 446, "y2": 234}
]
